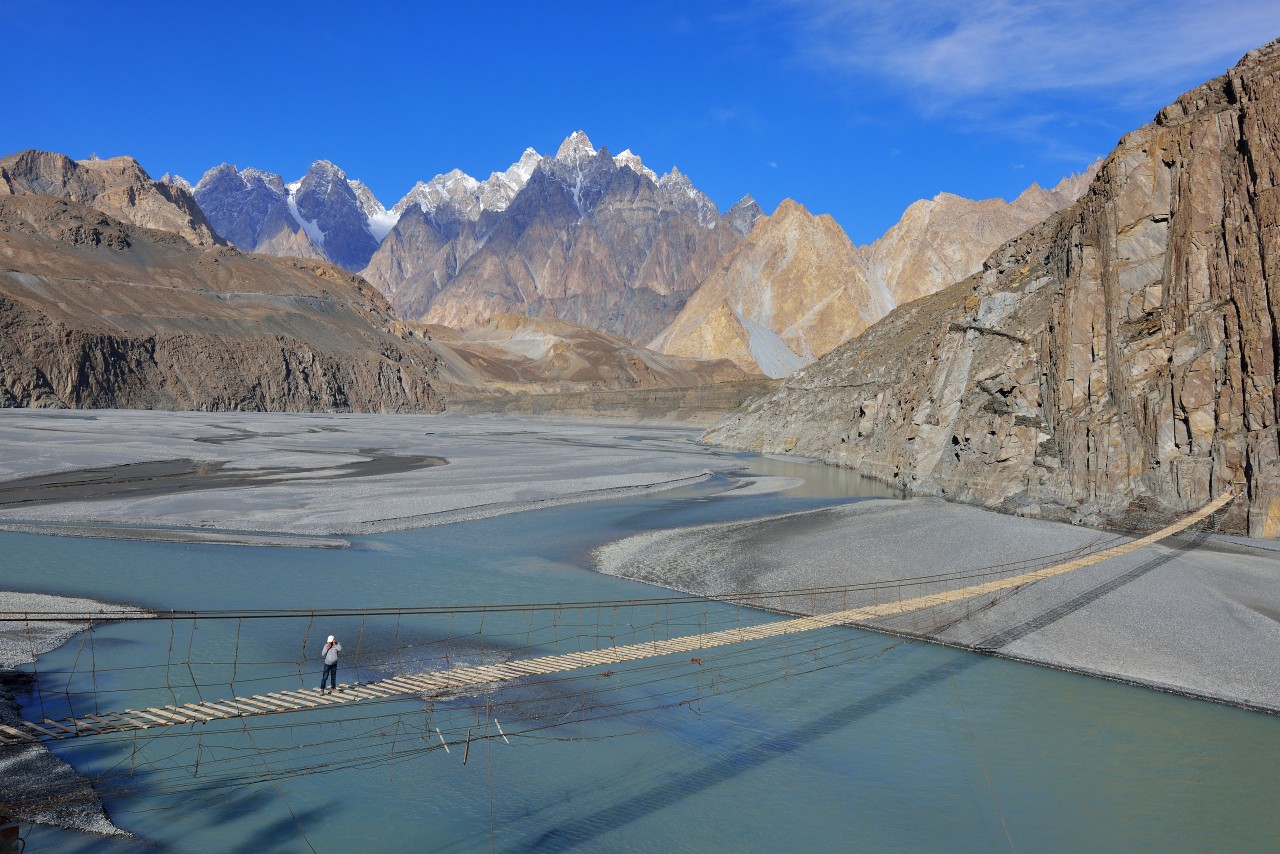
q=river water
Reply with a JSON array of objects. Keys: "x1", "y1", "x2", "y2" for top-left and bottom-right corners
[{"x1": 5, "y1": 454, "x2": 1279, "y2": 853}]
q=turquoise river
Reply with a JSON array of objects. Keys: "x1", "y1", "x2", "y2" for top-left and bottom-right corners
[{"x1": 3, "y1": 455, "x2": 1278, "y2": 853}]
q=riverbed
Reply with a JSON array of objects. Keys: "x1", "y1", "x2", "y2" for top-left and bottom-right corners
[{"x1": 2, "y1": 411, "x2": 1278, "y2": 852}]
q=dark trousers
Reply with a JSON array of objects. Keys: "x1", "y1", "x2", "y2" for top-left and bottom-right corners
[{"x1": 320, "y1": 661, "x2": 338, "y2": 690}]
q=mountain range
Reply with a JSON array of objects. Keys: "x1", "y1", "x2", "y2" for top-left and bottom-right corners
[{"x1": 182, "y1": 132, "x2": 1089, "y2": 374}]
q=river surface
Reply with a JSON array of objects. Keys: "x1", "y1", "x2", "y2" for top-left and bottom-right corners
[{"x1": 4, "y1": 453, "x2": 1279, "y2": 853}]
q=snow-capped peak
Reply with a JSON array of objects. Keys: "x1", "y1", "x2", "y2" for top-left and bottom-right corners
[
  {"x1": 477, "y1": 148, "x2": 544, "y2": 215},
  {"x1": 307, "y1": 159, "x2": 346, "y2": 179},
  {"x1": 391, "y1": 169, "x2": 481, "y2": 217},
  {"x1": 613, "y1": 149, "x2": 656, "y2": 182},
  {"x1": 659, "y1": 166, "x2": 718, "y2": 227},
  {"x1": 556, "y1": 130, "x2": 596, "y2": 162},
  {"x1": 159, "y1": 172, "x2": 193, "y2": 192}
]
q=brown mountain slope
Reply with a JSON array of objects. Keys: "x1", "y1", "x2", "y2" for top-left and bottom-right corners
[
  {"x1": 0, "y1": 195, "x2": 440, "y2": 412},
  {"x1": 865, "y1": 168, "x2": 1097, "y2": 306},
  {"x1": 707, "y1": 39, "x2": 1280, "y2": 537},
  {"x1": 0, "y1": 150, "x2": 221, "y2": 246},
  {"x1": 426, "y1": 314, "x2": 746, "y2": 393}
]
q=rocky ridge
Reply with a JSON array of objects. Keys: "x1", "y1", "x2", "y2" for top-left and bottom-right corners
[
  {"x1": 652, "y1": 167, "x2": 1096, "y2": 376},
  {"x1": 0, "y1": 150, "x2": 220, "y2": 247},
  {"x1": 707, "y1": 40, "x2": 1280, "y2": 537},
  {"x1": 0, "y1": 194, "x2": 442, "y2": 412}
]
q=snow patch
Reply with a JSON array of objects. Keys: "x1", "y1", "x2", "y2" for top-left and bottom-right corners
[
  {"x1": 286, "y1": 188, "x2": 326, "y2": 248},
  {"x1": 367, "y1": 209, "x2": 399, "y2": 241}
]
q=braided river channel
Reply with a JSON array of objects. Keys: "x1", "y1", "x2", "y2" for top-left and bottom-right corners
[{"x1": 4, "y1": 452, "x2": 1279, "y2": 852}]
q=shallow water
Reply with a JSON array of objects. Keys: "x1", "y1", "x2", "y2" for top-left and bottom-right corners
[{"x1": 3, "y1": 457, "x2": 1278, "y2": 853}]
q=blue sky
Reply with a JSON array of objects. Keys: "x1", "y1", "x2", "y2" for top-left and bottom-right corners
[{"x1": 7, "y1": 1, "x2": 1279, "y2": 242}]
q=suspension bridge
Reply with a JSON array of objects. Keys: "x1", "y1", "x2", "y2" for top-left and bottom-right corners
[{"x1": 0, "y1": 489, "x2": 1237, "y2": 748}]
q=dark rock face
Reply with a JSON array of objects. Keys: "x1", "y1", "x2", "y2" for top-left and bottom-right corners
[
  {"x1": 193, "y1": 164, "x2": 307, "y2": 253},
  {"x1": 724, "y1": 195, "x2": 764, "y2": 237},
  {"x1": 0, "y1": 150, "x2": 221, "y2": 246},
  {"x1": 708, "y1": 39, "x2": 1280, "y2": 537},
  {"x1": 192, "y1": 161, "x2": 380, "y2": 271},
  {"x1": 363, "y1": 135, "x2": 750, "y2": 344},
  {"x1": 292, "y1": 160, "x2": 380, "y2": 271},
  {"x1": 0, "y1": 195, "x2": 442, "y2": 413}
]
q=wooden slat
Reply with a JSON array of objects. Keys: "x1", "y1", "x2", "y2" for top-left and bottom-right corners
[
  {"x1": 127, "y1": 709, "x2": 177, "y2": 726},
  {"x1": 0, "y1": 723, "x2": 37, "y2": 742},
  {"x1": 141, "y1": 707, "x2": 194, "y2": 725},
  {"x1": 173, "y1": 705, "x2": 215, "y2": 722},
  {"x1": 40, "y1": 718, "x2": 78, "y2": 735}
]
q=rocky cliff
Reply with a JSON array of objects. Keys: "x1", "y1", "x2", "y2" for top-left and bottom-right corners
[
  {"x1": 0, "y1": 150, "x2": 221, "y2": 247},
  {"x1": 0, "y1": 195, "x2": 442, "y2": 412},
  {"x1": 652, "y1": 170, "x2": 1095, "y2": 377},
  {"x1": 708, "y1": 40, "x2": 1280, "y2": 537}
]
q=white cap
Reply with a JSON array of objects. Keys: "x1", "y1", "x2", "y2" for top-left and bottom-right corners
[{"x1": 327, "y1": 635, "x2": 335, "y2": 643}]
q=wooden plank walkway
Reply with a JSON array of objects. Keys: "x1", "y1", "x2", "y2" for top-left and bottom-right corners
[{"x1": 0, "y1": 491, "x2": 1235, "y2": 747}]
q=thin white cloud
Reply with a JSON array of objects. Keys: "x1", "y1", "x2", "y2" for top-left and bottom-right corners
[{"x1": 777, "y1": 0, "x2": 1280, "y2": 107}]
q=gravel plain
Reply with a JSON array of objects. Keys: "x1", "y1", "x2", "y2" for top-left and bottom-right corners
[{"x1": 0, "y1": 409, "x2": 748, "y2": 540}]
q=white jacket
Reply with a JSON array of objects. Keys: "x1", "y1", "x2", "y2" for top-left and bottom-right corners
[{"x1": 322, "y1": 641, "x2": 342, "y2": 665}]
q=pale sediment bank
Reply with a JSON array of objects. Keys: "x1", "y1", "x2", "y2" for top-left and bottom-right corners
[
  {"x1": 0, "y1": 523, "x2": 351, "y2": 547},
  {"x1": 0, "y1": 410, "x2": 742, "y2": 539},
  {"x1": 594, "y1": 497, "x2": 1280, "y2": 713},
  {"x1": 0, "y1": 592, "x2": 147, "y2": 838}
]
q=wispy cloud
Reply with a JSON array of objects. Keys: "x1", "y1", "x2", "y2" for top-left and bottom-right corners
[
  {"x1": 703, "y1": 105, "x2": 766, "y2": 133},
  {"x1": 774, "y1": 0, "x2": 1280, "y2": 109}
]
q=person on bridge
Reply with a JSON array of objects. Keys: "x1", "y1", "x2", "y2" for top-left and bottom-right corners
[{"x1": 319, "y1": 635, "x2": 342, "y2": 693}]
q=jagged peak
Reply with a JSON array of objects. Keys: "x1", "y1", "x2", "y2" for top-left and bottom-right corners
[
  {"x1": 772, "y1": 198, "x2": 812, "y2": 218},
  {"x1": 556, "y1": 130, "x2": 596, "y2": 161},
  {"x1": 613, "y1": 148, "x2": 656, "y2": 181},
  {"x1": 159, "y1": 173, "x2": 193, "y2": 191},
  {"x1": 437, "y1": 167, "x2": 479, "y2": 188},
  {"x1": 304, "y1": 159, "x2": 347, "y2": 180}
]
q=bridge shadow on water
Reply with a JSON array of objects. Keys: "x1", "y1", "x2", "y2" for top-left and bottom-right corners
[{"x1": 521, "y1": 648, "x2": 980, "y2": 851}]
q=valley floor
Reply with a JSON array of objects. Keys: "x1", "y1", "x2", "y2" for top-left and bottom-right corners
[{"x1": 2, "y1": 409, "x2": 1277, "y2": 716}]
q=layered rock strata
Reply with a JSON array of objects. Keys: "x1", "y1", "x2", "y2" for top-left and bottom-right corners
[
  {"x1": 708, "y1": 40, "x2": 1280, "y2": 537},
  {"x1": 0, "y1": 195, "x2": 441, "y2": 412}
]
